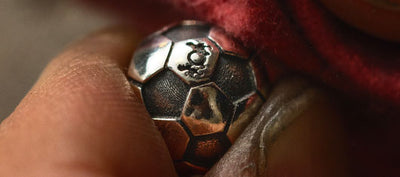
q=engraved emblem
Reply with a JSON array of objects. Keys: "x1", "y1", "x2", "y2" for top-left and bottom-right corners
[
  {"x1": 178, "y1": 41, "x2": 211, "y2": 79},
  {"x1": 167, "y1": 38, "x2": 219, "y2": 84}
]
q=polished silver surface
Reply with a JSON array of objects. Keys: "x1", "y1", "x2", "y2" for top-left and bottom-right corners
[
  {"x1": 167, "y1": 38, "x2": 219, "y2": 84},
  {"x1": 128, "y1": 35, "x2": 172, "y2": 83},
  {"x1": 127, "y1": 20, "x2": 268, "y2": 173},
  {"x1": 181, "y1": 83, "x2": 234, "y2": 136}
]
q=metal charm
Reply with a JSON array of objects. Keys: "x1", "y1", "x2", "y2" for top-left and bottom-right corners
[{"x1": 127, "y1": 20, "x2": 267, "y2": 175}]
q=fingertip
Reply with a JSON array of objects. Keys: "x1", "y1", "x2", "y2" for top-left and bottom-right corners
[{"x1": 2, "y1": 26, "x2": 177, "y2": 177}]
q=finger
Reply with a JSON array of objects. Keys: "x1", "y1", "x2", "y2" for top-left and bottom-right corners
[
  {"x1": 0, "y1": 27, "x2": 177, "y2": 177},
  {"x1": 206, "y1": 77, "x2": 349, "y2": 177}
]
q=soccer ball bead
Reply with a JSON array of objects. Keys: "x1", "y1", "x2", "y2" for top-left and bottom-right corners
[{"x1": 127, "y1": 21, "x2": 267, "y2": 175}]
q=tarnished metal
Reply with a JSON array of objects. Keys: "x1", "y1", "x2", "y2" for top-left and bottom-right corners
[{"x1": 127, "y1": 20, "x2": 267, "y2": 175}]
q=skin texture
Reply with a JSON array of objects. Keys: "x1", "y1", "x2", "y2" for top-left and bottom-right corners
[{"x1": 0, "y1": 27, "x2": 177, "y2": 177}]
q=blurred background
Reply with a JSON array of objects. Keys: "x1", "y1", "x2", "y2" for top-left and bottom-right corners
[{"x1": 0, "y1": 0, "x2": 111, "y2": 119}]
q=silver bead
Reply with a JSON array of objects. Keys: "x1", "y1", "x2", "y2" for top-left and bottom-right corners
[{"x1": 127, "y1": 20, "x2": 267, "y2": 175}]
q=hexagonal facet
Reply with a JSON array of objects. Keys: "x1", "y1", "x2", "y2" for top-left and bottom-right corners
[
  {"x1": 181, "y1": 83, "x2": 234, "y2": 136},
  {"x1": 154, "y1": 120, "x2": 190, "y2": 160},
  {"x1": 128, "y1": 35, "x2": 172, "y2": 83},
  {"x1": 227, "y1": 93, "x2": 264, "y2": 142},
  {"x1": 184, "y1": 133, "x2": 231, "y2": 168},
  {"x1": 168, "y1": 38, "x2": 219, "y2": 84},
  {"x1": 142, "y1": 70, "x2": 190, "y2": 120},
  {"x1": 208, "y1": 27, "x2": 250, "y2": 59},
  {"x1": 211, "y1": 54, "x2": 257, "y2": 102}
]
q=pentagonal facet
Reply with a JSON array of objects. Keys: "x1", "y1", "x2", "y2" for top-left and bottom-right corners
[
  {"x1": 208, "y1": 27, "x2": 250, "y2": 59},
  {"x1": 154, "y1": 120, "x2": 190, "y2": 160},
  {"x1": 227, "y1": 93, "x2": 264, "y2": 142},
  {"x1": 181, "y1": 83, "x2": 234, "y2": 136},
  {"x1": 128, "y1": 35, "x2": 172, "y2": 83},
  {"x1": 184, "y1": 133, "x2": 231, "y2": 168},
  {"x1": 211, "y1": 54, "x2": 257, "y2": 102},
  {"x1": 142, "y1": 70, "x2": 190, "y2": 120},
  {"x1": 167, "y1": 38, "x2": 219, "y2": 84}
]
